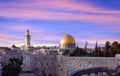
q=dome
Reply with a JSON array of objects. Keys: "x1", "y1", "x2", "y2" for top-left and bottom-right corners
[{"x1": 60, "y1": 34, "x2": 75, "y2": 44}]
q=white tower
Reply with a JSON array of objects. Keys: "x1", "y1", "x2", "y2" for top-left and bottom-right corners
[{"x1": 24, "y1": 29, "x2": 31, "y2": 48}]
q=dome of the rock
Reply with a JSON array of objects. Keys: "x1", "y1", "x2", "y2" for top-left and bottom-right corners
[
  {"x1": 60, "y1": 34, "x2": 75, "y2": 44},
  {"x1": 60, "y1": 34, "x2": 76, "y2": 50}
]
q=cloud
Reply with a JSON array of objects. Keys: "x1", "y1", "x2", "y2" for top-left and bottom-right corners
[
  {"x1": 7, "y1": 25, "x2": 29, "y2": 31},
  {"x1": 0, "y1": 33, "x2": 15, "y2": 41},
  {"x1": 0, "y1": 0, "x2": 120, "y2": 23},
  {"x1": 75, "y1": 31, "x2": 120, "y2": 46},
  {"x1": 0, "y1": 32, "x2": 24, "y2": 46},
  {"x1": 77, "y1": 37, "x2": 120, "y2": 45}
]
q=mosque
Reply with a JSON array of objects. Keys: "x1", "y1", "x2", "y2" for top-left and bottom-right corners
[{"x1": 59, "y1": 34, "x2": 76, "y2": 53}]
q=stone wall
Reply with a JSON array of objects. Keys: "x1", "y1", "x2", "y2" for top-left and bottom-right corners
[
  {"x1": 4, "y1": 54, "x2": 120, "y2": 76},
  {"x1": 56, "y1": 56, "x2": 119, "y2": 76}
]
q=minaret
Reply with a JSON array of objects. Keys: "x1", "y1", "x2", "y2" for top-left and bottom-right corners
[
  {"x1": 84, "y1": 41, "x2": 88, "y2": 52},
  {"x1": 24, "y1": 29, "x2": 31, "y2": 48}
]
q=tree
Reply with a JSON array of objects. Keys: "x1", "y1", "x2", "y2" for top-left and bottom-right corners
[
  {"x1": 84, "y1": 41, "x2": 88, "y2": 53},
  {"x1": 104, "y1": 41, "x2": 111, "y2": 57},
  {"x1": 109, "y1": 47, "x2": 115, "y2": 57},
  {"x1": 104, "y1": 41, "x2": 120, "y2": 57},
  {"x1": 108, "y1": 41, "x2": 120, "y2": 57},
  {"x1": 98, "y1": 46, "x2": 102, "y2": 57},
  {"x1": 70, "y1": 46, "x2": 80, "y2": 56},
  {"x1": 70, "y1": 47, "x2": 87, "y2": 56},
  {"x1": 92, "y1": 41, "x2": 99, "y2": 56},
  {"x1": 2, "y1": 58, "x2": 23, "y2": 76},
  {"x1": 90, "y1": 41, "x2": 104, "y2": 57}
]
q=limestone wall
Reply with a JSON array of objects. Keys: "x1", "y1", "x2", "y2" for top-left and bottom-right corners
[
  {"x1": 2, "y1": 53, "x2": 120, "y2": 76},
  {"x1": 56, "y1": 56, "x2": 119, "y2": 76},
  {"x1": 20, "y1": 54, "x2": 120, "y2": 76}
]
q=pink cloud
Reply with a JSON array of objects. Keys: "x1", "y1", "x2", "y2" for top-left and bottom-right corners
[
  {"x1": 0, "y1": 0, "x2": 120, "y2": 23},
  {"x1": 2, "y1": 0, "x2": 119, "y2": 15},
  {"x1": 0, "y1": 31, "x2": 24, "y2": 46},
  {"x1": 0, "y1": 32, "x2": 23, "y2": 41},
  {"x1": 0, "y1": 33, "x2": 14, "y2": 41},
  {"x1": 7, "y1": 25, "x2": 29, "y2": 31},
  {"x1": 0, "y1": 9, "x2": 119, "y2": 24},
  {"x1": 77, "y1": 37, "x2": 120, "y2": 45}
]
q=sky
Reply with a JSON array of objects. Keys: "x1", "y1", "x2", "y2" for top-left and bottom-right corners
[{"x1": 0, "y1": 0, "x2": 120, "y2": 48}]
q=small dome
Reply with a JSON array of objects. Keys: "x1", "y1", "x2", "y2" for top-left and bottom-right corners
[{"x1": 60, "y1": 34, "x2": 75, "y2": 44}]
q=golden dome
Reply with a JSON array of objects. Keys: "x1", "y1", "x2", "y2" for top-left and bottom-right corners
[{"x1": 60, "y1": 34, "x2": 75, "y2": 44}]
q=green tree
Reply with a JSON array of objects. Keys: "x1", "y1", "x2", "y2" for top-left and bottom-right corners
[
  {"x1": 70, "y1": 46, "x2": 80, "y2": 56},
  {"x1": 84, "y1": 41, "x2": 88, "y2": 53},
  {"x1": 104, "y1": 41, "x2": 111, "y2": 57},
  {"x1": 112, "y1": 41, "x2": 118, "y2": 54},
  {"x1": 98, "y1": 46, "x2": 102, "y2": 57},
  {"x1": 109, "y1": 47, "x2": 115, "y2": 57},
  {"x1": 79, "y1": 48, "x2": 87, "y2": 56},
  {"x1": 92, "y1": 41, "x2": 99, "y2": 56},
  {"x1": 70, "y1": 47, "x2": 87, "y2": 56},
  {"x1": 90, "y1": 41, "x2": 104, "y2": 57},
  {"x1": 2, "y1": 58, "x2": 23, "y2": 76},
  {"x1": 108, "y1": 41, "x2": 120, "y2": 57}
]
